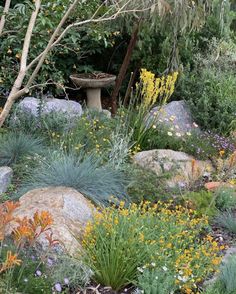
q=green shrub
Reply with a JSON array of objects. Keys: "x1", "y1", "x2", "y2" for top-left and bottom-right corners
[
  {"x1": 19, "y1": 153, "x2": 128, "y2": 205},
  {"x1": 136, "y1": 267, "x2": 177, "y2": 294},
  {"x1": 215, "y1": 187, "x2": 236, "y2": 211},
  {"x1": 217, "y1": 210, "x2": 236, "y2": 234},
  {"x1": 179, "y1": 42, "x2": 236, "y2": 135},
  {"x1": 183, "y1": 190, "x2": 217, "y2": 217},
  {"x1": 0, "y1": 132, "x2": 44, "y2": 166},
  {"x1": 50, "y1": 255, "x2": 92, "y2": 291},
  {"x1": 125, "y1": 164, "x2": 171, "y2": 203},
  {"x1": 7, "y1": 107, "x2": 78, "y2": 139},
  {"x1": 49, "y1": 110, "x2": 117, "y2": 159},
  {"x1": 11, "y1": 258, "x2": 52, "y2": 294},
  {"x1": 82, "y1": 202, "x2": 221, "y2": 292}
]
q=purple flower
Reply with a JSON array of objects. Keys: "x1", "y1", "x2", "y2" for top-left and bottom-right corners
[
  {"x1": 54, "y1": 283, "x2": 62, "y2": 292},
  {"x1": 35, "y1": 270, "x2": 42, "y2": 277},
  {"x1": 47, "y1": 258, "x2": 54, "y2": 266}
]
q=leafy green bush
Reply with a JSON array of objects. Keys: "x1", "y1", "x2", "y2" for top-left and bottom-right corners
[
  {"x1": 19, "y1": 153, "x2": 128, "y2": 205},
  {"x1": 139, "y1": 124, "x2": 235, "y2": 160},
  {"x1": 136, "y1": 267, "x2": 177, "y2": 294},
  {"x1": 125, "y1": 164, "x2": 170, "y2": 203},
  {"x1": 183, "y1": 190, "x2": 217, "y2": 217},
  {"x1": 7, "y1": 107, "x2": 78, "y2": 139},
  {"x1": 49, "y1": 110, "x2": 117, "y2": 158},
  {"x1": 50, "y1": 255, "x2": 92, "y2": 292},
  {"x1": 217, "y1": 210, "x2": 236, "y2": 234},
  {"x1": 0, "y1": 0, "x2": 116, "y2": 95},
  {"x1": 82, "y1": 202, "x2": 221, "y2": 292},
  {"x1": 11, "y1": 257, "x2": 52, "y2": 294},
  {"x1": 215, "y1": 187, "x2": 236, "y2": 211},
  {"x1": 0, "y1": 132, "x2": 44, "y2": 166},
  {"x1": 179, "y1": 41, "x2": 236, "y2": 135}
]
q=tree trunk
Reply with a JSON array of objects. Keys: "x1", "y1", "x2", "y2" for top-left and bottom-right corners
[{"x1": 111, "y1": 21, "x2": 141, "y2": 115}]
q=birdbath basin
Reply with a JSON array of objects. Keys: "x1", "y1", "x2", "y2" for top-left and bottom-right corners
[{"x1": 70, "y1": 73, "x2": 116, "y2": 111}]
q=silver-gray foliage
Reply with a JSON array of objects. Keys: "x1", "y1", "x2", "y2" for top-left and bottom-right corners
[
  {"x1": 19, "y1": 153, "x2": 128, "y2": 205},
  {"x1": 0, "y1": 131, "x2": 44, "y2": 166}
]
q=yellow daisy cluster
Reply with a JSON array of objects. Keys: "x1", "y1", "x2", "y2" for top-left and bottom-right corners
[
  {"x1": 140, "y1": 69, "x2": 178, "y2": 107},
  {"x1": 82, "y1": 200, "x2": 223, "y2": 293}
]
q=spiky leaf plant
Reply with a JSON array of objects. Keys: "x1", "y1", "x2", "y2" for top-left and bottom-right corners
[
  {"x1": 219, "y1": 255, "x2": 236, "y2": 293},
  {"x1": 0, "y1": 131, "x2": 44, "y2": 166},
  {"x1": 19, "y1": 153, "x2": 128, "y2": 205}
]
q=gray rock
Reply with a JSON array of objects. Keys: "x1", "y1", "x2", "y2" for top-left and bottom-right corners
[
  {"x1": 0, "y1": 166, "x2": 13, "y2": 194},
  {"x1": 9, "y1": 187, "x2": 95, "y2": 255},
  {"x1": 18, "y1": 97, "x2": 83, "y2": 118},
  {"x1": 149, "y1": 100, "x2": 200, "y2": 134},
  {"x1": 133, "y1": 149, "x2": 214, "y2": 188}
]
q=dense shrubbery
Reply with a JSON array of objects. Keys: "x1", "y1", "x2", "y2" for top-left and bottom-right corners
[{"x1": 178, "y1": 41, "x2": 236, "y2": 135}]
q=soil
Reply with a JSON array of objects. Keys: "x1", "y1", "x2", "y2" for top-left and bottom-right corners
[
  {"x1": 75, "y1": 283, "x2": 135, "y2": 294},
  {"x1": 73, "y1": 73, "x2": 115, "y2": 80},
  {"x1": 211, "y1": 220, "x2": 236, "y2": 249}
]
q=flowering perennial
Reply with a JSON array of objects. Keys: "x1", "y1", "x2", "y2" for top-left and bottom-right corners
[
  {"x1": 82, "y1": 201, "x2": 223, "y2": 292},
  {"x1": 140, "y1": 69, "x2": 178, "y2": 107}
]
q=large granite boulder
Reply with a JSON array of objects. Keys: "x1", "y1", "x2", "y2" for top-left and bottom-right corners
[
  {"x1": 149, "y1": 100, "x2": 200, "y2": 134},
  {"x1": 0, "y1": 166, "x2": 13, "y2": 194},
  {"x1": 18, "y1": 97, "x2": 83, "y2": 118},
  {"x1": 10, "y1": 187, "x2": 94, "y2": 255},
  {"x1": 134, "y1": 149, "x2": 214, "y2": 188}
]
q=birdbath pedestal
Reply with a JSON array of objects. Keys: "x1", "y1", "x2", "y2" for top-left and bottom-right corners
[{"x1": 70, "y1": 73, "x2": 116, "y2": 111}]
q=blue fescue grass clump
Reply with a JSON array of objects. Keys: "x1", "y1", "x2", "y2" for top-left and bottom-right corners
[
  {"x1": 0, "y1": 131, "x2": 44, "y2": 166},
  {"x1": 19, "y1": 153, "x2": 129, "y2": 205},
  {"x1": 219, "y1": 255, "x2": 236, "y2": 293}
]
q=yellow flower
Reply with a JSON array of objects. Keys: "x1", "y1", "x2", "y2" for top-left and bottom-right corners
[{"x1": 219, "y1": 150, "x2": 225, "y2": 157}]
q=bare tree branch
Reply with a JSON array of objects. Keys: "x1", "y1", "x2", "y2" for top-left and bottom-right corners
[
  {"x1": 0, "y1": 0, "x2": 41, "y2": 127},
  {"x1": 0, "y1": 0, "x2": 11, "y2": 37},
  {"x1": 26, "y1": 0, "x2": 79, "y2": 87}
]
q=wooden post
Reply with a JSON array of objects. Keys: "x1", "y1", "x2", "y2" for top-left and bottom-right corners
[{"x1": 111, "y1": 21, "x2": 141, "y2": 115}]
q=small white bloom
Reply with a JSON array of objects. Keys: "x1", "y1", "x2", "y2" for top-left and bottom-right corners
[
  {"x1": 178, "y1": 275, "x2": 183, "y2": 281},
  {"x1": 162, "y1": 266, "x2": 168, "y2": 272},
  {"x1": 167, "y1": 132, "x2": 173, "y2": 137},
  {"x1": 176, "y1": 132, "x2": 181, "y2": 137},
  {"x1": 186, "y1": 132, "x2": 191, "y2": 136},
  {"x1": 151, "y1": 262, "x2": 156, "y2": 267},
  {"x1": 193, "y1": 122, "x2": 198, "y2": 128},
  {"x1": 152, "y1": 125, "x2": 157, "y2": 129},
  {"x1": 137, "y1": 267, "x2": 144, "y2": 273}
]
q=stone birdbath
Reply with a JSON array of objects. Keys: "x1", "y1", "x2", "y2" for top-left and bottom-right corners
[{"x1": 70, "y1": 73, "x2": 116, "y2": 111}]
